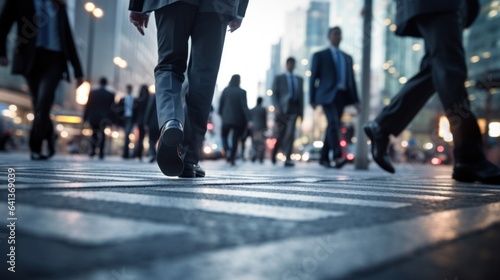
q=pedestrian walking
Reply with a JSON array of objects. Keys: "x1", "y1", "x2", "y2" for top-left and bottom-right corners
[
  {"x1": 218, "y1": 74, "x2": 251, "y2": 166},
  {"x1": 145, "y1": 91, "x2": 159, "y2": 163},
  {"x1": 250, "y1": 97, "x2": 267, "y2": 163},
  {"x1": 120, "y1": 84, "x2": 135, "y2": 159},
  {"x1": 272, "y1": 57, "x2": 304, "y2": 167},
  {"x1": 309, "y1": 27, "x2": 360, "y2": 169},
  {"x1": 132, "y1": 84, "x2": 149, "y2": 161},
  {"x1": 364, "y1": 0, "x2": 500, "y2": 184},
  {"x1": 83, "y1": 77, "x2": 115, "y2": 159},
  {"x1": 0, "y1": 0, "x2": 84, "y2": 160},
  {"x1": 129, "y1": 0, "x2": 249, "y2": 177}
]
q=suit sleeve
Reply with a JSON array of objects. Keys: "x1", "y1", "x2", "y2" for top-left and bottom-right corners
[
  {"x1": 128, "y1": 0, "x2": 145, "y2": 12},
  {"x1": 241, "y1": 90, "x2": 250, "y2": 123},
  {"x1": 298, "y1": 77, "x2": 304, "y2": 118},
  {"x1": 0, "y1": 0, "x2": 16, "y2": 57},
  {"x1": 309, "y1": 53, "x2": 319, "y2": 105},
  {"x1": 62, "y1": 10, "x2": 83, "y2": 79},
  {"x1": 218, "y1": 91, "x2": 225, "y2": 116},
  {"x1": 271, "y1": 75, "x2": 280, "y2": 110},
  {"x1": 348, "y1": 55, "x2": 360, "y2": 104},
  {"x1": 237, "y1": 0, "x2": 249, "y2": 18}
]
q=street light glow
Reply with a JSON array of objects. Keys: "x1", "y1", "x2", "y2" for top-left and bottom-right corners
[
  {"x1": 76, "y1": 81, "x2": 91, "y2": 105},
  {"x1": 84, "y1": 2, "x2": 95, "y2": 12},
  {"x1": 93, "y1": 8, "x2": 104, "y2": 18}
]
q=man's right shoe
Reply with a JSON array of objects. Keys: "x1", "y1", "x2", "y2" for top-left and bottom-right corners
[
  {"x1": 363, "y1": 121, "x2": 395, "y2": 174},
  {"x1": 157, "y1": 120, "x2": 184, "y2": 176},
  {"x1": 453, "y1": 160, "x2": 500, "y2": 185},
  {"x1": 179, "y1": 163, "x2": 206, "y2": 178},
  {"x1": 31, "y1": 152, "x2": 48, "y2": 160},
  {"x1": 319, "y1": 159, "x2": 333, "y2": 168}
]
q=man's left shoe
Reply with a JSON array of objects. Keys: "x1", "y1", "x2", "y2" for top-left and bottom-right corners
[
  {"x1": 319, "y1": 159, "x2": 333, "y2": 168},
  {"x1": 334, "y1": 158, "x2": 348, "y2": 169},
  {"x1": 453, "y1": 160, "x2": 500, "y2": 185},
  {"x1": 284, "y1": 160, "x2": 295, "y2": 167},
  {"x1": 179, "y1": 163, "x2": 206, "y2": 178},
  {"x1": 157, "y1": 120, "x2": 184, "y2": 176}
]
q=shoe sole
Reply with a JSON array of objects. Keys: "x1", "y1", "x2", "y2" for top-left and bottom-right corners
[{"x1": 157, "y1": 128, "x2": 184, "y2": 176}]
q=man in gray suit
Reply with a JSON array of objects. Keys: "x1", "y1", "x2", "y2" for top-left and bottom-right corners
[
  {"x1": 364, "y1": 0, "x2": 500, "y2": 184},
  {"x1": 129, "y1": 0, "x2": 249, "y2": 178},
  {"x1": 271, "y1": 57, "x2": 304, "y2": 167},
  {"x1": 310, "y1": 27, "x2": 359, "y2": 169}
]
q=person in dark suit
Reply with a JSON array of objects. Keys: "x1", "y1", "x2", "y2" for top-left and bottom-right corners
[
  {"x1": 271, "y1": 57, "x2": 304, "y2": 167},
  {"x1": 119, "y1": 84, "x2": 135, "y2": 159},
  {"x1": 310, "y1": 27, "x2": 359, "y2": 169},
  {"x1": 218, "y1": 75, "x2": 251, "y2": 166},
  {"x1": 132, "y1": 85, "x2": 150, "y2": 161},
  {"x1": 129, "y1": 0, "x2": 249, "y2": 178},
  {"x1": 364, "y1": 0, "x2": 500, "y2": 184},
  {"x1": 145, "y1": 91, "x2": 159, "y2": 163},
  {"x1": 0, "y1": 0, "x2": 83, "y2": 160},
  {"x1": 83, "y1": 77, "x2": 115, "y2": 159},
  {"x1": 250, "y1": 97, "x2": 267, "y2": 163}
]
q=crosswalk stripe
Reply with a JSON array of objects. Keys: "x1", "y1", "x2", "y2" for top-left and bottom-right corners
[
  {"x1": 161, "y1": 185, "x2": 451, "y2": 200},
  {"x1": 47, "y1": 191, "x2": 345, "y2": 221},
  {"x1": 0, "y1": 202, "x2": 193, "y2": 245},
  {"x1": 154, "y1": 188, "x2": 411, "y2": 208}
]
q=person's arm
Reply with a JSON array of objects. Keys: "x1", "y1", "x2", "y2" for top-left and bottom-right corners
[
  {"x1": 228, "y1": 0, "x2": 249, "y2": 33},
  {"x1": 0, "y1": 0, "x2": 16, "y2": 66},
  {"x1": 128, "y1": 0, "x2": 145, "y2": 12},
  {"x1": 62, "y1": 9, "x2": 84, "y2": 86},
  {"x1": 309, "y1": 53, "x2": 319, "y2": 109},
  {"x1": 130, "y1": 12, "x2": 149, "y2": 36},
  {"x1": 241, "y1": 90, "x2": 252, "y2": 128},
  {"x1": 271, "y1": 75, "x2": 280, "y2": 113}
]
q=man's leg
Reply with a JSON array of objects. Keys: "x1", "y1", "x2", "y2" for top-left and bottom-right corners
[
  {"x1": 283, "y1": 114, "x2": 298, "y2": 161},
  {"x1": 183, "y1": 12, "x2": 228, "y2": 165},
  {"x1": 416, "y1": 12, "x2": 484, "y2": 163},
  {"x1": 272, "y1": 112, "x2": 288, "y2": 163},
  {"x1": 322, "y1": 103, "x2": 342, "y2": 159},
  {"x1": 154, "y1": 2, "x2": 197, "y2": 128}
]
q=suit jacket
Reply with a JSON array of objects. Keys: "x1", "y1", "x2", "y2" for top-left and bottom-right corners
[
  {"x1": 129, "y1": 0, "x2": 249, "y2": 19},
  {"x1": 395, "y1": 0, "x2": 479, "y2": 37},
  {"x1": 218, "y1": 86, "x2": 250, "y2": 127},
  {"x1": 272, "y1": 73, "x2": 304, "y2": 118},
  {"x1": 309, "y1": 48, "x2": 359, "y2": 107},
  {"x1": 84, "y1": 87, "x2": 115, "y2": 127},
  {"x1": 250, "y1": 105, "x2": 267, "y2": 131},
  {"x1": 0, "y1": 0, "x2": 83, "y2": 81}
]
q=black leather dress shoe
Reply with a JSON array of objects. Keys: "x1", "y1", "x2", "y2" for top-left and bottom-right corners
[
  {"x1": 31, "y1": 152, "x2": 48, "y2": 160},
  {"x1": 157, "y1": 120, "x2": 184, "y2": 176},
  {"x1": 363, "y1": 121, "x2": 395, "y2": 174},
  {"x1": 179, "y1": 163, "x2": 206, "y2": 178},
  {"x1": 453, "y1": 160, "x2": 500, "y2": 185},
  {"x1": 284, "y1": 160, "x2": 295, "y2": 167},
  {"x1": 319, "y1": 160, "x2": 333, "y2": 168},
  {"x1": 334, "y1": 158, "x2": 348, "y2": 169}
]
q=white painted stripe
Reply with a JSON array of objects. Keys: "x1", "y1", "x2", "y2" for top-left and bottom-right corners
[
  {"x1": 71, "y1": 202, "x2": 500, "y2": 280},
  {"x1": 156, "y1": 188, "x2": 411, "y2": 208},
  {"x1": 47, "y1": 191, "x2": 344, "y2": 221},
  {"x1": 162, "y1": 185, "x2": 451, "y2": 201},
  {"x1": 0, "y1": 202, "x2": 193, "y2": 245}
]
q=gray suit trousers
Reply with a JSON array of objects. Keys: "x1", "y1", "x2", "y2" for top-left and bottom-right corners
[{"x1": 154, "y1": 2, "x2": 228, "y2": 164}]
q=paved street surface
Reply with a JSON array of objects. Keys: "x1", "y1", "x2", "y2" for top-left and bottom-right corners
[{"x1": 1, "y1": 152, "x2": 500, "y2": 280}]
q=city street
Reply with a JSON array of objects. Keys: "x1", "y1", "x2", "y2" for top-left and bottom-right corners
[{"x1": 0, "y1": 153, "x2": 499, "y2": 280}]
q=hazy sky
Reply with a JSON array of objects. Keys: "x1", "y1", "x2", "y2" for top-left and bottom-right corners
[{"x1": 217, "y1": 0, "x2": 309, "y2": 106}]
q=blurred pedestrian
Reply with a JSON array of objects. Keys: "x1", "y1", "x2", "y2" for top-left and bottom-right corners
[
  {"x1": 0, "y1": 0, "x2": 83, "y2": 160},
  {"x1": 272, "y1": 57, "x2": 304, "y2": 167},
  {"x1": 129, "y1": 0, "x2": 248, "y2": 177},
  {"x1": 219, "y1": 75, "x2": 251, "y2": 166},
  {"x1": 83, "y1": 77, "x2": 115, "y2": 159},
  {"x1": 250, "y1": 97, "x2": 267, "y2": 163},
  {"x1": 132, "y1": 84, "x2": 149, "y2": 161},
  {"x1": 364, "y1": 0, "x2": 500, "y2": 184},
  {"x1": 310, "y1": 27, "x2": 360, "y2": 169},
  {"x1": 144, "y1": 90, "x2": 159, "y2": 163},
  {"x1": 120, "y1": 84, "x2": 135, "y2": 159}
]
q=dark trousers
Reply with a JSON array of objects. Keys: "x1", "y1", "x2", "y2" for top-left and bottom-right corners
[
  {"x1": 133, "y1": 125, "x2": 146, "y2": 159},
  {"x1": 221, "y1": 124, "x2": 245, "y2": 164},
  {"x1": 148, "y1": 124, "x2": 160, "y2": 158},
  {"x1": 321, "y1": 100, "x2": 344, "y2": 160},
  {"x1": 25, "y1": 49, "x2": 65, "y2": 154},
  {"x1": 122, "y1": 117, "x2": 133, "y2": 157},
  {"x1": 90, "y1": 124, "x2": 106, "y2": 158},
  {"x1": 375, "y1": 12, "x2": 484, "y2": 163},
  {"x1": 251, "y1": 129, "x2": 266, "y2": 163},
  {"x1": 272, "y1": 112, "x2": 298, "y2": 161},
  {"x1": 154, "y1": 2, "x2": 228, "y2": 164}
]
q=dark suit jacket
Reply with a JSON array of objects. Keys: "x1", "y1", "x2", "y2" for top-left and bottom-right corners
[
  {"x1": 395, "y1": 0, "x2": 479, "y2": 37},
  {"x1": 129, "y1": 0, "x2": 249, "y2": 18},
  {"x1": 272, "y1": 73, "x2": 304, "y2": 118},
  {"x1": 84, "y1": 87, "x2": 115, "y2": 127},
  {"x1": 250, "y1": 105, "x2": 267, "y2": 131},
  {"x1": 309, "y1": 48, "x2": 359, "y2": 107},
  {"x1": 218, "y1": 86, "x2": 250, "y2": 127},
  {"x1": 0, "y1": 0, "x2": 83, "y2": 81}
]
